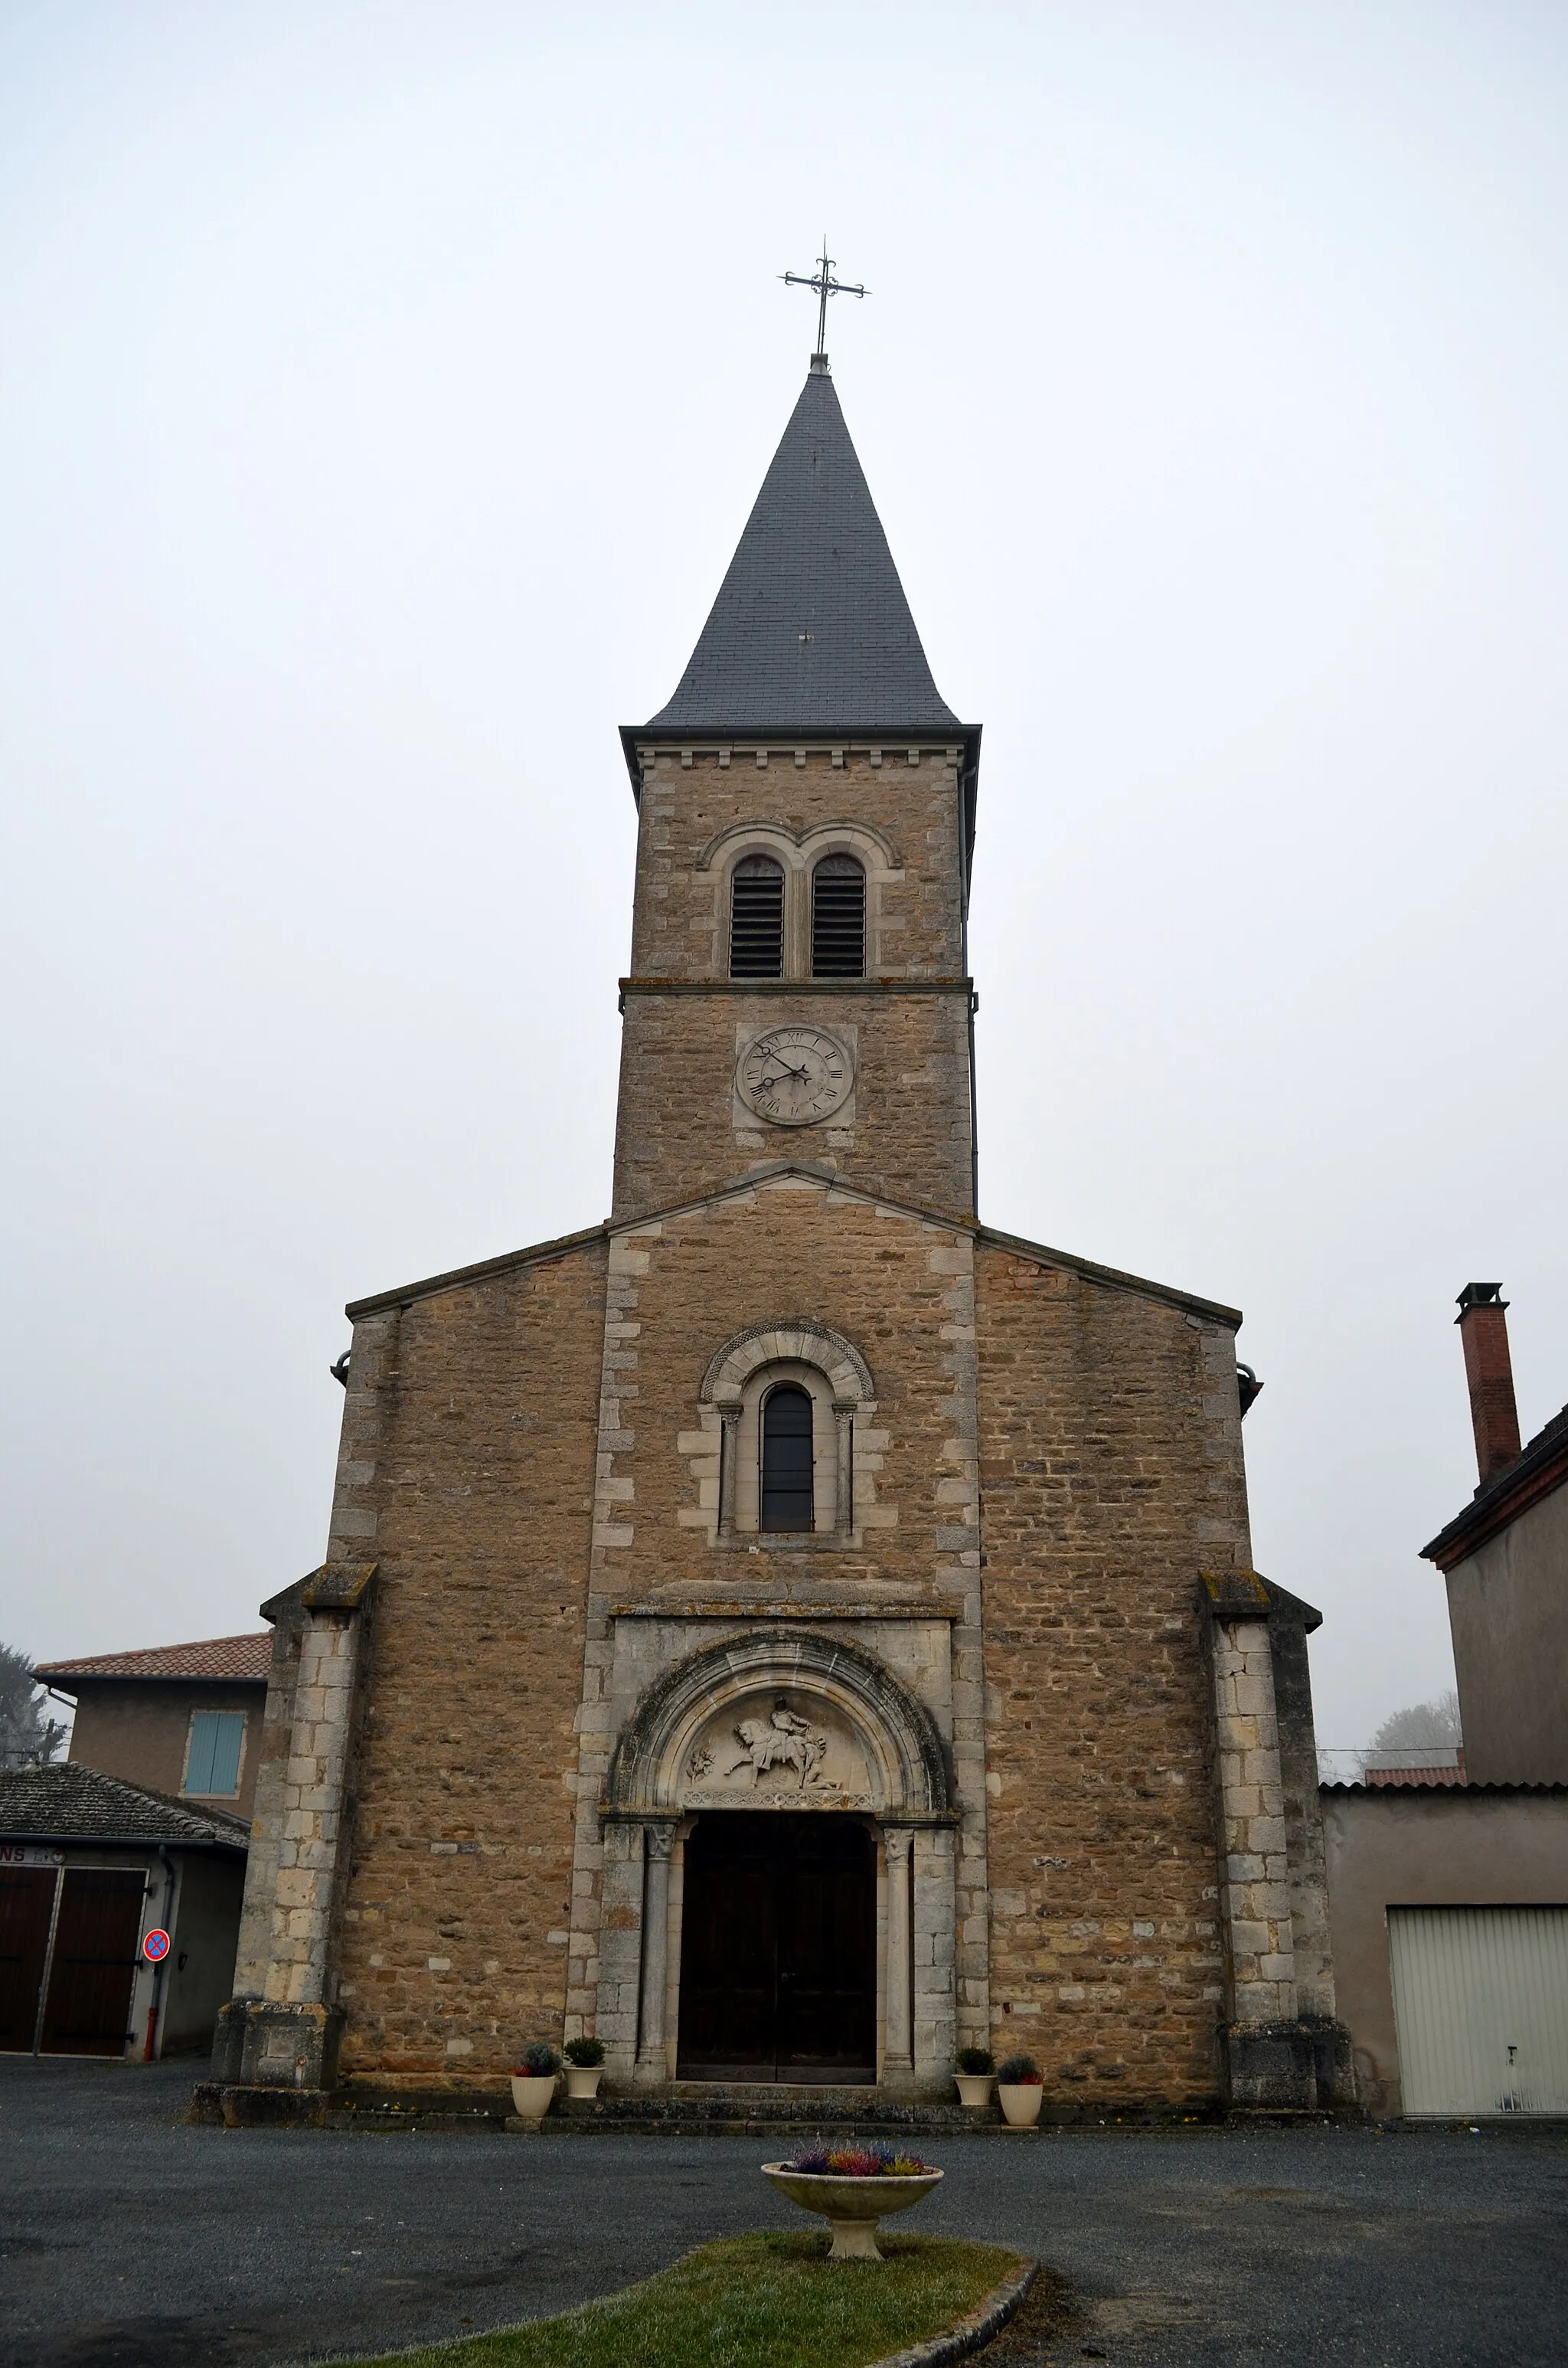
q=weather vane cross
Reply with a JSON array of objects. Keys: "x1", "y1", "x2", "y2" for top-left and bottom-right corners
[{"x1": 781, "y1": 239, "x2": 868, "y2": 364}]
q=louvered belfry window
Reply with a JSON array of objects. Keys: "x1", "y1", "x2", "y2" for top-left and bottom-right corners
[
  {"x1": 730, "y1": 855, "x2": 785, "y2": 977},
  {"x1": 812, "y1": 853, "x2": 866, "y2": 977}
]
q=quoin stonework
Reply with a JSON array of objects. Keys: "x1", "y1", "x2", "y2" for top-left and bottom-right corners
[{"x1": 214, "y1": 350, "x2": 1353, "y2": 2117}]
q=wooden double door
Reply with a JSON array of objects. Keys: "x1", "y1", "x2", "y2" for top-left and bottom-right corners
[
  {"x1": 676, "y1": 1814, "x2": 877, "y2": 2082},
  {"x1": 0, "y1": 1867, "x2": 145, "y2": 2056}
]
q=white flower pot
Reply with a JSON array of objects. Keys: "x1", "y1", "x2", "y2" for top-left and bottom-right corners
[
  {"x1": 762, "y1": 2164, "x2": 943, "y2": 2262},
  {"x1": 998, "y1": 2082, "x2": 1044, "y2": 2128},
  {"x1": 510, "y1": 2072, "x2": 557, "y2": 2124},
  {"x1": 954, "y1": 2072, "x2": 995, "y2": 2108},
  {"x1": 564, "y1": 2066, "x2": 603, "y2": 2099}
]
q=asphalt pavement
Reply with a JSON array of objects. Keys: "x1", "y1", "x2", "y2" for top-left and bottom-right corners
[{"x1": 1, "y1": 2056, "x2": 1564, "y2": 2367}]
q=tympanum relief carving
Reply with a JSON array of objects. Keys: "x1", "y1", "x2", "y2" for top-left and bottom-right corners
[{"x1": 680, "y1": 1690, "x2": 874, "y2": 1810}]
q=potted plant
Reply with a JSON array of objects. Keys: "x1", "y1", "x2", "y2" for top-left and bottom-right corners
[
  {"x1": 996, "y1": 2051, "x2": 1044, "y2": 2128},
  {"x1": 953, "y1": 2045, "x2": 995, "y2": 2108},
  {"x1": 762, "y1": 2145, "x2": 943, "y2": 2262},
  {"x1": 563, "y1": 2034, "x2": 605, "y2": 2098},
  {"x1": 510, "y1": 2042, "x2": 560, "y2": 2125}
]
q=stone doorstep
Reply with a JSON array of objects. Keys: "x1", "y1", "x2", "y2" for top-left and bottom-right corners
[
  {"x1": 190, "y1": 2080, "x2": 1002, "y2": 2135},
  {"x1": 193, "y1": 2081, "x2": 1257, "y2": 2135}
]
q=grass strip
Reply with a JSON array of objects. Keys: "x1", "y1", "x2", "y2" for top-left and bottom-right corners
[{"x1": 341, "y1": 2232, "x2": 1026, "y2": 2368}]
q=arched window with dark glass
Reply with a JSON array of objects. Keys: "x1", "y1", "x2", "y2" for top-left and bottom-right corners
[
  {"x1": 811, "y1": 853, "x2": 865, "y2": 977},
  {"x1": 730, "y1": 855, "x2": 785, "y2": 978},
  {"x1": 760, "y1": 1384, "x2": 814, "y2": 1532}
]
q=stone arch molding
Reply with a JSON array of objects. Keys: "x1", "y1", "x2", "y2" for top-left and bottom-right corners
[
  {"x1": 701, "y1": 1321, "x2": 874, "y2": 1413},
  {"x1": 694, "y1": 818, "x2": 905, "y2": 874},
  {"x1": 605, "y1": 1630, "x2": 951, "y2": 1821}
]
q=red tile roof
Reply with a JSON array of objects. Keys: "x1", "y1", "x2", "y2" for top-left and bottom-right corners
[{"x1": 36, "y1": 1633, "x2": 273, "y2": 1686}]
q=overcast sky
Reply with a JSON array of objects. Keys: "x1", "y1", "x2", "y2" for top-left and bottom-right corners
[{"x1": 2, "y1": 2, "x2": 1564, "y2": 1751}]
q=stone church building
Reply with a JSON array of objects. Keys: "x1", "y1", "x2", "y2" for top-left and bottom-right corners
[{"x1": 214, "y1": 352, "x2": 1350, "y2": 2118}]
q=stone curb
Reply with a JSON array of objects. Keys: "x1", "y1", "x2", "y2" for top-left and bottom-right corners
[{"x1": 868, "y1": 2257, "x2": 1037, "y2": 2368}]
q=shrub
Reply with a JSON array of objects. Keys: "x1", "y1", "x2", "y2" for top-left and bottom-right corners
[
  {"x1": 564, "y1": 2036, "x2": 605, "y2": 2067},
  {"x1": 995, "y1": 2052, "x2": 1042, "y2": 2086},
  {"x1": 514, "y1": 2042, "x2": 561, "y2": 2077},
  {"x1": 955, "y1": 2046, "x2": 995, "y2": 2075}
]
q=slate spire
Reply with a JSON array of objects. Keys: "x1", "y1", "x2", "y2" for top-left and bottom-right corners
[{"x1": 645, "y1": 365, "x2": 962, "y2": 735}]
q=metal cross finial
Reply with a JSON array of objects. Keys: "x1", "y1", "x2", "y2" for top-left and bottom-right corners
[{"x1": 781, "y1": 239, "x2": 868, "y2": 365}]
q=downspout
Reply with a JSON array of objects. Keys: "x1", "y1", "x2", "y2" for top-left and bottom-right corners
[{"x1": 959, "y1": 753, "x2": 980, "y2": 1216}]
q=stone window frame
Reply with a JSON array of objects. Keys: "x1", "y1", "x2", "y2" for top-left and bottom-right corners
[
  {"x1": 697, "y1": 1321, "x2": 880, "y2": 1552},
  {"x1": 696, "y1": 821, "x2": 904, "y2": 982}
]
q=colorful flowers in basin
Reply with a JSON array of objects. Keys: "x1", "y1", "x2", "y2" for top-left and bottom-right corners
[{"x1": 784, "y1": 2144, "x2": 935, "y2": 2177}]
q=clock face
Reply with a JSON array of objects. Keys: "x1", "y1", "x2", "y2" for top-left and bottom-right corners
[{"x1": 737, "y1": 1025, "x2": 854, "y2": 1127}]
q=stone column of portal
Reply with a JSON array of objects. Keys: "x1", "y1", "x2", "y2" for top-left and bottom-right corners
[
  {"x1": 635, "y1": 1821, "x2": 678, "y2": 2079},
  {"x1": 1202, "y1": 1572, "x2": 1315, "y2": 2111},
  {"x1": 882, "y1": 1827, "x2": 914, "y2": 2075},
  {"x1": 833, "y1": 1405, "x2": 854, "y2": 1534},
  {"x1": 717, "y1": 1407, "x2": 740, "y2": 1538}
]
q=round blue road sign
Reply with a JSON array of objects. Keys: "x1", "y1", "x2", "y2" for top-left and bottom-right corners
[{"x1": 142, "y1": 1928, "x2": 171, "y2": 1963}]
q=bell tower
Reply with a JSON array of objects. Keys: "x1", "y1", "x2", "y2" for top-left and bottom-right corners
[{"x1": 612, "y1": 357, "x2": 982, "y2": 1221}]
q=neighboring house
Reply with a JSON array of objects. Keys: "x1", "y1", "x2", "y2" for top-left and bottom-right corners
[
  {"x1": 36, "y1": 1634, "x2": 271, "y2": 1823},
  {"x1": 0, "y1": 1764, "x2": 248, "y2": 2059},
  {"x1": 1323, "y1": 1284, "x2": 1568, "y2": 2118},
  {"x1": 1421, "y1": 1284, "x2": 1568, "y2": 1785}
]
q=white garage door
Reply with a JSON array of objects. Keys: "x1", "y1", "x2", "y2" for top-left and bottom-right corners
[{"x1": 1388, "y1": 1906, "x2": 1568, "y2": 2116}]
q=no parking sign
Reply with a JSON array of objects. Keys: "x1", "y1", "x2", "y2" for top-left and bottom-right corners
[{"x1": 142, "y1": 1928, "x2": 171, "y2": 1964}]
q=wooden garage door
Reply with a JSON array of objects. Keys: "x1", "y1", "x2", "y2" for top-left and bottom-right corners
[
  {"x1": 1389, "y1": 1906, "x2": 1568, "y2": 2116},
  {"x1": 39, "y1": 1870, "x2": 146, "y2": 2057},
  {"x1": 0, "y1": 1869, "x2": 56, "y2": 2052}
]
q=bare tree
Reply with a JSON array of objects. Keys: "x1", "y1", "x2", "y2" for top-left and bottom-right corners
[
  {"x1": 0, "y1": 1645, "x2": 69, "y2": 1771},
  {"x1": 1369, "y1": 1690, "x2": 1462, "y2": 1753}
]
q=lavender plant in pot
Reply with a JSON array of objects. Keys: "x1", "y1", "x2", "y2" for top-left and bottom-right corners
[
  {"x1": 563, "y1": 2035, "x2": 605, "y2": 2099},
  {"x1": 511, "y1": 2042, "x2": 560, "y2": 2125},
  {"x1": 996, "y1": 2052, "x2": 1044, "y2": 2128},
  {"x1": 953, "y1": 2046, "x2": 995, "y2": 2108}
]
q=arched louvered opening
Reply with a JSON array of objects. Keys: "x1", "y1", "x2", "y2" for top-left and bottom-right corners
[
  {"x1": 760, "y1": 1383, "x2": 814, "y2": 1532},
  {"x1": 730, "y1": 855, "x2": 785, "y2": 978},
  {"x1": 812, "y1": 854, "x2": 865, "y2": 978}
]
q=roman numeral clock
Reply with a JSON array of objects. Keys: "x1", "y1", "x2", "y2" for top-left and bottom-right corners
[{"x1": 737, "y1": 1024, "x2": 854, "y2": 1127}]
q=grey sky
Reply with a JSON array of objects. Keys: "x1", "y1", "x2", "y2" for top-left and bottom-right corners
[{"x1": 2, "y1": 2, "x2": 1564, "y2": 1751}]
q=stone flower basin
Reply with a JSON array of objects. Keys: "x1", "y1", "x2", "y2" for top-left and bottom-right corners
[{"x1": 762, "y1": 2162, "x2": 944, "y2": 2261}]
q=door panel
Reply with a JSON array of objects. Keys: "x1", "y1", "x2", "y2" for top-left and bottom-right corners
[
  {"x1": 0, "y1": 1870, "x2": 56, "y2": 2052},
  {"x1": 40, "y1": 1870, "x2": 145, "y2": 2058},
  {"x1": 1389, "y1": 1905, "x2": 1568, "y2": 2115},
  {"x1": 677, "y1": 1814, "x2": 876, "y2": 2082}
]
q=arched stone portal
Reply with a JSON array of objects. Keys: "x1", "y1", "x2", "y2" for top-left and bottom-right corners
[{"x1": 597, "y1": 1633, "x2": 956, "y2": 2091}]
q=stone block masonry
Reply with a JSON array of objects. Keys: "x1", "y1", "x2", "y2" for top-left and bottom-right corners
[
  {"x1": 975, "y1": 1246, "x2": 1248, "y2": 2111},
  {"x1": 612, "y1": 747, "x2": 975, "y2": 1222},
  {"x1": 320, "y1": 1244, "x2": 608, "y2": 2090}
]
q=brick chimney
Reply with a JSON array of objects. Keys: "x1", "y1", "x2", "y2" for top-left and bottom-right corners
[{"x1": 1455, "y1": 1283, "x2": 1522, "y2": 1483}]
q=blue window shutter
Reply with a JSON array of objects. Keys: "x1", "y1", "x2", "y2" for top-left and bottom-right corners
[{"x1": 187, "y1": 1711, "x2": 243, "y2": 1795}]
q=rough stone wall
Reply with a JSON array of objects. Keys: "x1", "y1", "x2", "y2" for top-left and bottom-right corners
[
  {"x1": 1269, "y1": 1604, "x2": 1337, "y2": 2021},
  {"x1": 324, "y1": 1243, "x2": 607, "y2": 2088},
  {"x1": 613, "y1": 987, "x2": 973, "y2": 1222},
  {"x1": 567, "y1": 1173, "x2": 991, "y2": 2058},
  {"x1": 974, "y1": 1245, "x2": 1250, "y2": 2110},
  {"x1": 626, "y1": 746, "x2": 966, "y2": 983},
  {"x1": 612, "y1": 746, "x2": 974, "y2": 1220}
]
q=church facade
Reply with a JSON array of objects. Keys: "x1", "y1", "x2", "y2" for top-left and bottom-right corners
[{"x1": 214, "y1": 356, "x2": 1351, "y2": 2118}]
